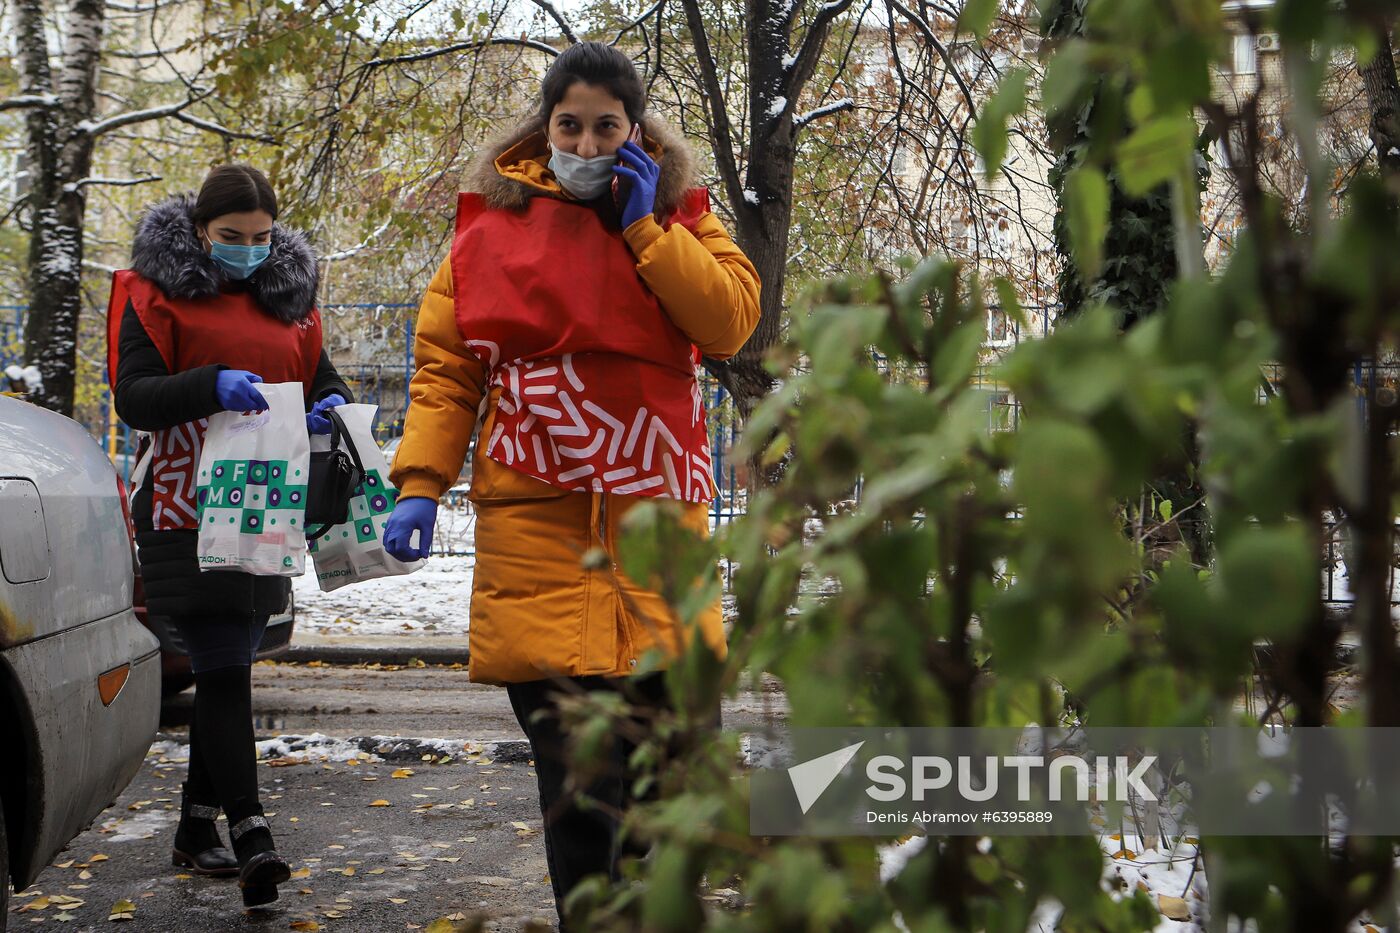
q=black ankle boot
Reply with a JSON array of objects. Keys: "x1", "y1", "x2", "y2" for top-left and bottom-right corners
[
  {"x1": 230, "y1": 814, "x2": 289, "y2": 908},
  {"x1": 171, "y1": 784, "x2": 238, "y2": 877}
]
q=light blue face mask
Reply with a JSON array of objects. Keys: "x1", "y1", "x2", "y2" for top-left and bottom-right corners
[{"x1": 206, "y1": 236, "x2": 271, "y2": 280}]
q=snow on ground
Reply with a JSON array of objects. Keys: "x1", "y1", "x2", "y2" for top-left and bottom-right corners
[
  {"x1": 292, "y1": 555, "x2": 476, "y2": 637},
  {"x1": 256, "y1": 732, "x2": 382, "y2": 763}
]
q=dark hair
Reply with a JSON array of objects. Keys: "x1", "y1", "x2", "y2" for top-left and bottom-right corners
[
  {"x1": 537, "y1": 42, "x2": 645, "y2": 126},
  {"x1": 192, "y1": 164, "x2": 278, "y2": 224}
]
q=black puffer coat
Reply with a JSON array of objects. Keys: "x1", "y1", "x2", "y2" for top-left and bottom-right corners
[{"x1": 114, "y1": 195, "x2": 352, "y2": 621}]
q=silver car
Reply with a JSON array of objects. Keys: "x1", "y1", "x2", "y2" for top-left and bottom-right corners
[{"x1": 0, "y1": 395, "x2": 160, "y2": 921}]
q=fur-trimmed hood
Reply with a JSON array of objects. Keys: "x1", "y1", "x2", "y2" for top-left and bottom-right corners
[
  {"x1": 130, "y1": 194, "x2": 319, "y2": 323},
  {"x1": 467, "y1": 116, "x2": 697, "y2": 216}
]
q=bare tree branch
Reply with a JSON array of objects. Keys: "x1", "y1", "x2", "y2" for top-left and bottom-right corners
[
  {"x1": 530, "y1": 0, "x2": 578, "y2": 45},
  {"x1": 885, "y1": 0, "x2": 979, "y2": 119},
  {"x1": 788, "y1": 0, "x2": 859, "y2": 97},
  {"x1": 364, "y1": 35, "x2": 559, "y2": 69},
  {"x1": 677, "y1": 0, "x2": 745, "y2": 210},
  {"x1": 611, "y1": 0, "x2": 665, "y2": 47}
]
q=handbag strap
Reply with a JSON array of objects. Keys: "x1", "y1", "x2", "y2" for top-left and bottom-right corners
[
  {"x1": 328, "y1": 408, "x2": 367, "y2": 478},
  {"x1": 304, "y1": 408, "x2": 368, "y2": 542}
]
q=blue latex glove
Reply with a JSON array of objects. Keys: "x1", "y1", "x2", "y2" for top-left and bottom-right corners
[
  {"x1": 306, "y1": 393, "x2": 346, "y2": 435},
  {"x1": 214, "y1": 369, "x2": 268, "y2": 413},
  {"x1": 383, "y1": 496, "x2": 437, "y2": 562},
  {"x1": 614, "y1": 141, "x2": 660, "y2": 230}
]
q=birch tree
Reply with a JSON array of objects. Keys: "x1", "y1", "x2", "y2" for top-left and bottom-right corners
[{"x1": 3, "y1": 0, "x2": 270, "y2": 416}]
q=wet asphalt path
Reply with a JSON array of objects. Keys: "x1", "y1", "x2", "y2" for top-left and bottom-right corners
[{"x1": 8, "y1": 662, "x2": 785, "y2": 932}]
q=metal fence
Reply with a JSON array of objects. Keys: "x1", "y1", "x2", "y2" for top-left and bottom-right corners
[{"x1": 0, "y1": 306, "x2": 23, "y2": 369}]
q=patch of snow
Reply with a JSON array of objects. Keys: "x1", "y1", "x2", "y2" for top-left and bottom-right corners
[
  {"x1": 877, "y1": 835, "x2": 928, "y2": 883},
  {"x1": 767, "y1": 96, "x2": 788, "y2": 118},
  {"x1": 743, "y1": 188, "x2": 760, "y2": 206},
  {"x1": 257, "y1": 733, "x2": 382, "y2": 763},
  {"x1": 293, "y1": 554, "x2": 475, "y2": 637},
  {"x1": 99, "y1": 808, "x2": 178, "y2": 844}
]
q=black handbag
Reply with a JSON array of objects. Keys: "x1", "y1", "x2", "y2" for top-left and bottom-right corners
[{"x1": 304, "y1": 409, "x2": 365, "y2": 540}]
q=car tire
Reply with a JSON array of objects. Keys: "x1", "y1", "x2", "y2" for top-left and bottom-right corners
[{"x1": 1, "y1": 794, "x2": 9, "y2": 928}]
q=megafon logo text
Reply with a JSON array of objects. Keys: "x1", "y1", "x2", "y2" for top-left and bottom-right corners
[{"x1": 788, "y1": 743, "x2": 1159, "y2": 813}]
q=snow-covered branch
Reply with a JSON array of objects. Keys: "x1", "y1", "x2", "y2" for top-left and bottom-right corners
[
  {"x1": 105, "y1": 0, "x2": 163, "y2": 12},
  {"x1": 793, "y1": 97, "x2": 855, "y2": 130},
  {"x1": 62, "y1": 174, "x2": 163, "y2": 194},
  {"x1": 0, "y1": 94, "x2": 57, "y2": 112},
  {"x1": 79, "y1": 95, "x2": 205, "y2": 137},
  {"x1": 321, "y1": 217, "x2": 394, "y2": 263},
  {"x1": 173, "y1": 110, "x2": 276, "y2": 143}
]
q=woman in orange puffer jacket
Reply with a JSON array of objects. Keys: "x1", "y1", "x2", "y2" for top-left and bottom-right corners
[{"x1": 383, "y1": 41, "x2": 759, "y2": 927}]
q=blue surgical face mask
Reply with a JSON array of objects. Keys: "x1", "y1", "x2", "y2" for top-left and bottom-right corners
[
  {"x1": 547, "y1": 144, "x2": 616, "y2": 201},
  {"x1": 205, "y1": 234, "x2": 271, "y2": 280}
]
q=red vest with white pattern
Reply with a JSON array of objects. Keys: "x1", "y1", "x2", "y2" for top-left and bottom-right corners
[
  {"x1": 106, "y1": 270, "x2": 323, "y2": 529},
  {"x1": 450, "y1": 190, "x2": 715, "y2": 502}
]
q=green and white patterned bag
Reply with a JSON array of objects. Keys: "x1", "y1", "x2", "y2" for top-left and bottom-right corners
[
  {"x1": 195, "y1": 382, "x2": 311, "y2": 576},
  {"x1": 306, "y1": 403, "x2": 423, "y2": 591}
]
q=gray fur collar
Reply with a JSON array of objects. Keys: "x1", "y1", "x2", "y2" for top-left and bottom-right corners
[
  {"x1": 467, "y1": 116, "x2": 697, "y2": 217},
  {"x1": 130, "y1": 194, "x2": 319, "y2": 323}
]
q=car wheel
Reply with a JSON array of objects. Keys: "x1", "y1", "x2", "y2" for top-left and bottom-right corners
[
  {"x1": 0, "y1": 794, "x2": 9, "y2": 926},
  {"x1": 161, "y1": 672, "x2": 195, "y2": 697}
]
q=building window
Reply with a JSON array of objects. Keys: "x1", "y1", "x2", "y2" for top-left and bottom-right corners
[
  {"x1": 987, "y1": 308, "x2": 1013, "y2": 343},
  {"x1": 1233, "y1": 34, "x2": 1257, "y2": 75}
]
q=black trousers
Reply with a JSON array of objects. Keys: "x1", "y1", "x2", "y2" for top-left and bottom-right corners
[
  {"x1": 171, "y1": 612, "x2": 270, "y2": 674},
  {"x1": 506, "y1": 671, "x2": 716, "y2": 927}
]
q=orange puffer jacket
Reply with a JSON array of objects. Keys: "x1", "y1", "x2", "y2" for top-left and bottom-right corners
[{"x1": 389, "y1": 119, "x2": 760, "y2": 684}]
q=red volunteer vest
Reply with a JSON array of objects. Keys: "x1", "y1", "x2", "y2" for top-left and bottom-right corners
[
  {"x1": 106, "y1": 270, "x2": 323, "y2": 529},
  {"x1": 451, "y1": 190, "x2": 716, "y2": 503}
]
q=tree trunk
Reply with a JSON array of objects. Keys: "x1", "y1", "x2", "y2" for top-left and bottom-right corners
[
  {"x1": 687, "y1": 0, "x2": 849, "y2": 444},
  {"x1": 15, "y1": 0, "x2": 105, "y2": 417},
  {"x1": 1356, "y1": 26, "x2": 1400, "y2": 728},
  {"x1": 1360, "y1": 27, "x2": 1400, "y2": 183}
]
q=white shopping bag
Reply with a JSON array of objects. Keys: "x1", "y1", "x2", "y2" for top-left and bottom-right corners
[
  {"x1": 195, "y1": 382, "x2": 311, "y2": 576},
  {"x1": 307, "y1": 403, "x2": 424, "y2": 591}
]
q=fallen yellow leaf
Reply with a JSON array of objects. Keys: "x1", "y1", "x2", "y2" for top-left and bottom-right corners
[
  {"x1": 1158, "y1": 895, "x2": 1190, "y2": 921},
  {"x1": 369, "y1": 799, "x2": 392, "y2": 807},
  {"x1": 342, "y1": 867, "x2": 356, "y2": 876},
  {"x1": 290, "y1": 867, "x2": 311, "y2": 880},
  {"x1": 89, "y1": 855, "x2": 109, "y2": 863},
  {"x1": 389, "y1": 897, "x2": 408, "y2": 904},
  {"x1": 290, "y1": 922, "x2": 321, "y2": 931},
  {"x1": 392, "y1": 769, "x2": 414, "y2": 779}
]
